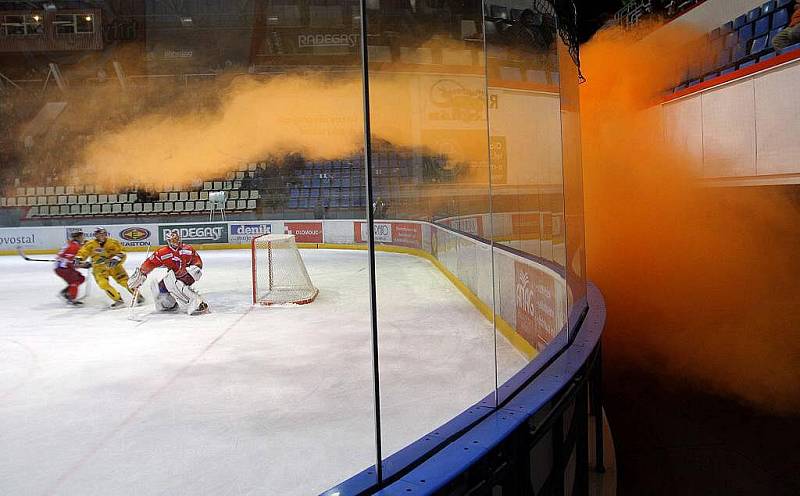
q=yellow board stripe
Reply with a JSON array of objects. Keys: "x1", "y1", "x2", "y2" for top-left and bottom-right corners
[{"x1": 3, "y1": 242, "x2": 536, "y2": 358}]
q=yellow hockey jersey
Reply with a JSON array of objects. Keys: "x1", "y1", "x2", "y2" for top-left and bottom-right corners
[{"x1": 76, "y1": 237, "x2": 127, "y2": 267}]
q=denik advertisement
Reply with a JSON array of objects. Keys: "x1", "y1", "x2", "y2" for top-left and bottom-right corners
[{"x1": 229, "y1": 223, "x2": 273, "y2": 244}]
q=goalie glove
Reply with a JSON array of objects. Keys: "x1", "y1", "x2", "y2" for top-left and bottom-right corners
[
  {"x1": 108, "y1": 255, "x2": 123, "y2": 268},
  {"x1": 186, "y1": 265, "x2": 203, "y2": 283},
  {"x1": 128, "y1": 268, "x2": 147, "y2": 290}
]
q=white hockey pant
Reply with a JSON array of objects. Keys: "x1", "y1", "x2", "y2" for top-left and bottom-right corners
[{"x1": 152, "y1": 271, "x2": 202, "y2": 311}]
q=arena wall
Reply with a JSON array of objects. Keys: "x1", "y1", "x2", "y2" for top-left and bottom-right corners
[{"x1": 662, "y1": 58, "x2": 800, "y2": 183}]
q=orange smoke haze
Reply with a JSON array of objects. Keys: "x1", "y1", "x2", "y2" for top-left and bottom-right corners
[
  {"x1": 580, "y1": 24, "x2": 800, "y2": 413},
  {"x1": 78, "y1": 72, "x2": 485, "y2": 191}
]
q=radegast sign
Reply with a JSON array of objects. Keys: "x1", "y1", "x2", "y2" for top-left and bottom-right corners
[
  {"x1": 160, "y1": 223, "x2": 228, "y2": 244},
  {"x1": 297, "y1": 33, "x2": 358, "y2": 48}
]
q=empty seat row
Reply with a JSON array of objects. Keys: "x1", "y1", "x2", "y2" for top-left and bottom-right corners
[
  {"x1": 1, "y1": 193, "x2": 139, "y2": 207},
  {"x1": 28, "y1": 199, "x2": 258, "y2": 218},
  {"x1": 201, "y1": 180, "x2": 245, "y2": 191},
  {"x1": 158, "y1": 190, "x2": 259, "y2": 202}
]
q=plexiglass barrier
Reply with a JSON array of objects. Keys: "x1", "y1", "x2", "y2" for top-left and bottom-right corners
[{"x1": 0, "y1": 1, "x2": 586, "y2": 493}]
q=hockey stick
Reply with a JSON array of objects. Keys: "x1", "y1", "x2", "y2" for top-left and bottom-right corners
[
  {"x1": 128, "y1": 246, "x2": 151, "y2": 322},
  {"x1": 17, "y1": 246, "x2": 56, "y2": 262}
]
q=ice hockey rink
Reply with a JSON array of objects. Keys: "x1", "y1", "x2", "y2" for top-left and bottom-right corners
[{"x1": 0, "y1": 248, "x2": 527, "y2": 496}]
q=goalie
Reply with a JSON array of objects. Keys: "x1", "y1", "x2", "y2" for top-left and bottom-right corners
[{"x1": 128, "y1": 230, "x2": 209, "y2": 315}]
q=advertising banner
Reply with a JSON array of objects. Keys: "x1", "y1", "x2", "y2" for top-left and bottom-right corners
[
  {"x1": 390, "y1": 223, "x2": 422, "y2": 248},
  {"x1": 229, "y1": 223, "x2": 274, "y2": 244},
  {"x1": 285, "y1": 222, "x2": 323, "y2": 243},
  {"x1": 445, "y1": 215, "x2": 484, "y2": 237},
  {"x1": 0, "y1": 227, "x2": 61, "y2": 251},
  {"x1": 159, "y1": 223, "x2": 228, "y2": 244},
  {"x1": 514, "y1": 260, "x2": 558, "y2": 351},
  {"x1": 354, "y1": 222, "x2": 422, "y2": 249},
  {"x1": 512, "y1": 213, "x2": 540, "y2": 239}
]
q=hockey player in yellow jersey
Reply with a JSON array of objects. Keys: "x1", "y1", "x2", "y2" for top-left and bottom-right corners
[{"x1": 76, "y1": 227, "x2": 144, "y2": 308}]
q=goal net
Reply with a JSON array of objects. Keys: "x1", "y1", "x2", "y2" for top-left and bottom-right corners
[{"x1": 251, "y1": 233, "x2": 319, "y2": 305}]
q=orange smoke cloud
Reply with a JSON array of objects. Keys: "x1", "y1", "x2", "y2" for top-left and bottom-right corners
[
  {"x1": 79, "y1": 72, "x2": 488, "y2": 191},
  {"x1": 580, "y1": 24, "x2": 800, "y2": 413}
]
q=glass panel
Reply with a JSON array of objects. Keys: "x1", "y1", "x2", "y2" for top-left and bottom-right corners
[
  {"x1": 558, "y1": 40, "x2": 589, "y2": 338},
  {"x1": 484, "y1": 0, "x2": 570, "y2": 401},
  {"x1": 0, "y1": 2, "x2": 377, "y2": 494},
  {"x1": 363, "y1": 0, "x2": 498, "y2": 470}
]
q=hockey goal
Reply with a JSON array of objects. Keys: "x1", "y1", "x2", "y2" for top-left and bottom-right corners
[{"x1": 251, "y1": 233, "x2": 319, "y2": 305}]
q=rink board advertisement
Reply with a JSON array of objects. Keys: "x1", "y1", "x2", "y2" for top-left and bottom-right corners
[
  {"x1": 65, "y1": 224, "x2": 158, "y2": 248},
  {"x1": 285, "y1": 222, "x2": 323, "y2": 243},
  {"x1": 229, "y1": 223, "x2": 274, "y2": 244},
  {"x1": 0, "y1": 227, "x2": 63, "y2": 251},
  {"x1": 159, "y1": 223, "x2": 228, "y2": 244},
  {"x1": 354, "y1": 221, "x2": 423, "y2": 249},
  {"x1": 514, "y1": 260, "x2": 559, "y2": 351}
]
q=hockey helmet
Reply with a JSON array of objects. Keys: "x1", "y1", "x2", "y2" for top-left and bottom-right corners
[
  {"x1": 166, "y1": 230, "x2": 182, "y2": 250},
  {"x1": 69, "y1": 230, "x2": 85, "y2": 241}
]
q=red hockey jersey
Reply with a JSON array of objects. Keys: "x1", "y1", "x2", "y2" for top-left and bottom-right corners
[
  {"x1": 54, "y1": 240, "x2": 82, "y2": 269},
  {"x1": 141, "y1": 244, "x2": 203, "y2": 281}
]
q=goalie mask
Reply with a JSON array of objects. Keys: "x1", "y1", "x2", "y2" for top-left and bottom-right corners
[{"x1": 166, "y1": 230, "x2": 182, "y2": 250}]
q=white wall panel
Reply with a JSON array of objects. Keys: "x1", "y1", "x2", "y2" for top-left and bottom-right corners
[
  {"x1": 663, "y1": 95, "x2": 704, "y2": 177},
  {"x1": 701, "y1": 80, "x2": 756, "y2": 177},
  {"x1": 754, "y1": 63, "x2": 800, "y2": 175}
]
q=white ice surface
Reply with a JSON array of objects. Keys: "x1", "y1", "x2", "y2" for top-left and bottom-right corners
[{"x1": 0, "y1": 249, "x2": 526, "y2": 496}]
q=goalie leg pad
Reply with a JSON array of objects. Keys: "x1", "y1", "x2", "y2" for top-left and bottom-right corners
[
  {"x1": 151, "y1": 278, "x2": 178, "y2": 311},
  {"x1": 161, "y1": 270, "x2": 201, "y2": 307}
]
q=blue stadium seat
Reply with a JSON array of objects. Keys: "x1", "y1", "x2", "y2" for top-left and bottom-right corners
[
  {"x1": 747, "y1": 8, "x2": 762, "y2": 23},
  {"x1": 733, "y1": 42, "x2": 749, "y2": 61},
  {"x1": 759, "y1": 52, "x2": 777, "y2": 62},
  {"x1": 739, "y1": 23, "x2": 754, "y2": 42},
  {"x1": 702, "y1": 72, "x2": 720, "y2": 82},
  {"x1": 720, "y1": 67, "x2": 736, "y2": 76},
  {"x1": 754, "y1": 16, "x2": 771, "y2": 37},
  {"x1": 776, "y1": 0, "x2": 792, "y2": 8},
  {"x1": 288, "y1": 198, "x2": 298, "y2": 209},
  {"x1": 761, "y1": 1, "x2": 777, "y2": 15},
  {"x1": 751, "y1": 34, "x2": 769, "y2": 53},
  {"x1": 739, "y1": 59, "x2": 757, "y2": 69},
  {"x1": 298, "y1": 197, "x2": 308, "y2": 208},
  {"x1": 733, "y1": 15, "x2": 748, "y2": 29},
  {"x1": 772, "y1": 8, "x2": 790, "y2": 29}
]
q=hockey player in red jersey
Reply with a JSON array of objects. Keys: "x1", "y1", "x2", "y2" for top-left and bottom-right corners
[
  {"x1": 128, "y1": 230, "x2": 209, "y2": 315},
  {"x1": 54, "y1": 231, "x2": 87, "y2": 305}
]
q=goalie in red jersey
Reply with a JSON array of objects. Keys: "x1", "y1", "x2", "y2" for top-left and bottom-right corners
[{"x1": 128, "y1": 230, "x2": 209, "y2": 315}]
